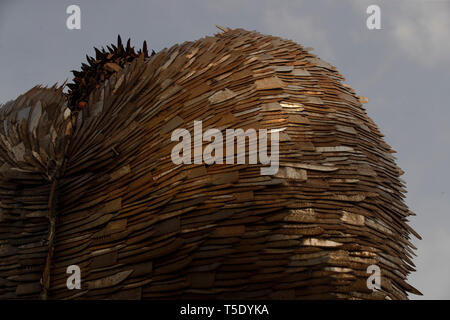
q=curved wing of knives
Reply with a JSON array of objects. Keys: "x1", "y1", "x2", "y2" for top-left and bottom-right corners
[
  {"x1": 0, "y1": 86, "x2": 72, "y2": 298},
  {"x1": 0, "y1": 29, "x2": 420, "y2": 300}
]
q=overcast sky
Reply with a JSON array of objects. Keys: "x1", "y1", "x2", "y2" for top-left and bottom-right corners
[{"x1": 1, "y1": 0, "x2": 449, "y2": 299}]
